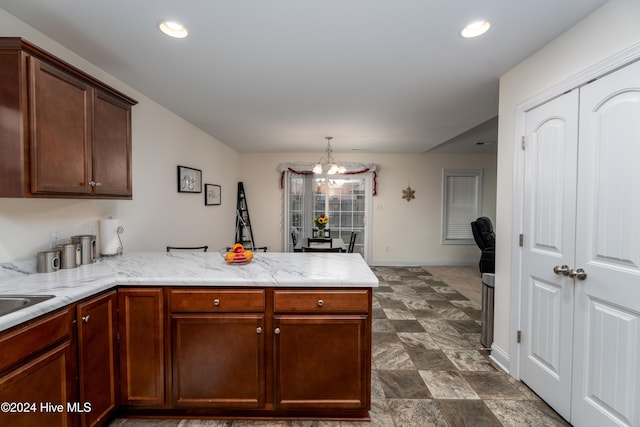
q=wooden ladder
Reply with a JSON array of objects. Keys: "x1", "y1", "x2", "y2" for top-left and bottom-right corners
[{"x1": 234, "y1": 182, "x2": 267, "y2": 251}]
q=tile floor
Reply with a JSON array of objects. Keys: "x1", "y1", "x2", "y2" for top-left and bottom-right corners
[{"x1": 110, "y1": 266, "x2": 571, "y2": 427}]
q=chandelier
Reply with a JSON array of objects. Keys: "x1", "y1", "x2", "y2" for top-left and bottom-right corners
[{"x1": 312, "y1": 136, "x2": 346, "y2": 175}]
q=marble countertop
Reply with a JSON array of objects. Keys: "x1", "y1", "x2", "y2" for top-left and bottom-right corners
[{"x1": 0, "y1": 251, "x2": 378, "y2": 332}]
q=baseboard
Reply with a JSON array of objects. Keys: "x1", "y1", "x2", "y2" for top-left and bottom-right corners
[
  {"x1": 489, "y1": 343, "x2": 510, "y2": 374},
  {"x1": 370, "y1": 260, "x2": 476, "y2": 267}
]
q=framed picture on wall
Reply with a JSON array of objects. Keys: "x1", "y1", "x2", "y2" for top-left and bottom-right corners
[
  {"x1": 205, "y1": 184, "x2": 221, "y2": 205},
  {"x1": 177, "y1": 166, "x2": 202, "y2": 193}
]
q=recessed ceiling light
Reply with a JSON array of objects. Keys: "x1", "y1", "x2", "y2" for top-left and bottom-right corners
[
  {"x1": 460, "y1": 20, "x2": 491, "y2": 38},
  {"x1": 158, "y1": 20, "x2": 188, "y2": 38}
]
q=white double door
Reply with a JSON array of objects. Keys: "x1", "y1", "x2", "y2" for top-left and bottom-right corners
[{"x1": 520, "y1": 59, "x2": 640, "y2": 427}]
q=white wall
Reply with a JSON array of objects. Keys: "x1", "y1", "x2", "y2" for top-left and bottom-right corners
[
  {"x1": 494, "y1": 0, "x2": 640, "y2": 369},
  {"x1": 0, "y1": 9, "x2": 240, "y2": 261},
  {"x1": 239, "y1": 152, "x2": 496, "y2": 265}
]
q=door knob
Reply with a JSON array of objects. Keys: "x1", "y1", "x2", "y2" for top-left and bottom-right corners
[
  {"x1": 569, "y1": 268, "x2": 587, "y2": 280},
  {"x1": 553, "y1": 265, "x2": 570, "y2": 276}
]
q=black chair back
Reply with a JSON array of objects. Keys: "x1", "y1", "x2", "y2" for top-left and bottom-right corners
[
  {"x1": 302, "y1": 246, "x2": 343, "y2": 253},
  {"x1": 347, "y1": 232, "x2": 357, "y2": 253},
  {"x1": 167, "y1": 245, "x2": 209, "y2": 252},
  {"x1": 291, "y1": 231, "x2": 298, "y2": 247}
]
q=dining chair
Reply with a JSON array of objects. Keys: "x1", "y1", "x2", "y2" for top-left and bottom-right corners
[
  {"x1": 291, "y1": 231, "x2": 298, "y2": 247},
  {"x1": 347, "y1": 232, "x2": 357, "y2": 253},
  {"x1": 166, "y1": 245, "x2": 209, "y2": 252},
  {"x1": 302, "y1": 246, "x2": 343, "y2": 253}
]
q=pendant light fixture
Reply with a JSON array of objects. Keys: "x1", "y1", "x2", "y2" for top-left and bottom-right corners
[{"x1": 312, "y1": 137, "x2": 347, "y2": 175}]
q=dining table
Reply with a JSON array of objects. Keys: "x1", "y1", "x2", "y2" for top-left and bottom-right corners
[{"x1": 294, "y1": 237, "x2": 346, "y2": 252}]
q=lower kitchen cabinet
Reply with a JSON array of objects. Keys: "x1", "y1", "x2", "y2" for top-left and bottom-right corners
[
  {"x1": 171, "y1": 314, "x2": 266, "y2": 408},
  {"x1": 273, "y1": 290, "x2": 371, "y2": 412},
  {"x1": 118, "y1": 288, "x2": 165, "y2": 408},
  {"x1": 170, "y1": 288, "x2": 266, "y2": 409},
  {"x1": 0, "y1": 308, "x2": 78, "y2": 427},
  {"x1": 76, "y1": 291, "x2": 118, "y2": 427},
  {"x1": 274, "y1": 315, "x2": 369, "y2": 410}
]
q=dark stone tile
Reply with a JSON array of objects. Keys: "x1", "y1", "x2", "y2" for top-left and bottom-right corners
[
  {"x1": 386, "y1": 399, "x2": 447, "y2": 427},
  {"x1": 373, "y1": 285, "x2": 394, "y2": 293},
  {"x1": 377, "y1": 370, "x2": 432, "y2": 399},
  {"x1": 372, "y1": 332, "x2": 402, "y2": 346},
  {"x1": 448, "y1": 319, "x2": 482, "y2": 334},
  {"x1": 461, "y1": 372, "x2": 528, "y2": 400},
  {"x1": 375, "y1": 295, "x2": 408, "y2": 310},
  {"x1": 408, "y1": 308, "x2": 441, "y2": 319},
  {"x1": 391, "y1": 320, "x2": 426, "y2": 332},
  {"x1": 437, "y1": 400, "x2": 503, "y2": 427},
  {"x1": 372, "y1": 307, "x2": 387, "y2": 319},
  {"x1": 484, "y1": 400, "x2": 571, "y2": 426},
  {"x1": 405, "y1": 348, "x2": 457, "y2": 370}
]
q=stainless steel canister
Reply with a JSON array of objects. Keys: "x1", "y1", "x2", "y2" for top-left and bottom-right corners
[
  {"x1": 56, "y1": 243, "x2": 81, "y2": 269},
  {"x1": 71, "y1": 234, "x2": 96, "y2": 264},
  {"x1": 37, "y1": 250, "x2": 60, "y2": 273}
]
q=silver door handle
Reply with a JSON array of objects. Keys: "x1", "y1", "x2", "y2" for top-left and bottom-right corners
[
  {"x1": 569, "y1": 268, "x2": 587, "y2": 280},
  {"x1": 553, "y1": 265, "x2": 570, "y2": 276}
]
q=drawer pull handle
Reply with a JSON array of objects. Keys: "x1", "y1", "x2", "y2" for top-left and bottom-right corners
[
  {"x1": 274, "y1": 327, "x2": 281, "y2": 335},
  {"x1": 213, "y1": 298, "x2": 220, "y2": 306},
  {"x1": 256, "y1": 327, "x2": 262, "y2": 334},
  {"x1": 317, "y1": 299, "x2": 324, "y2": 307},
  {"x1": 82, "y1": 315, "x2": 90, "y2": 323}
]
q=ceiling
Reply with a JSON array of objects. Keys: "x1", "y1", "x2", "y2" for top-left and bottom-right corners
[{"x1": 0, "y1": 1, "x2": 608, "y2": 154}]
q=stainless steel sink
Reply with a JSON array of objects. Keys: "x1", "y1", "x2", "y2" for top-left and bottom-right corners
[{"x1": 0, "y1": 295, "x2": 55, "y2": 317}]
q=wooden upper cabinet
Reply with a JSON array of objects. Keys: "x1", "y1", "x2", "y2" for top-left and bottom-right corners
[
  {"x1": 30, "y1": 57, "x2": 93, "y2": 195},
  {"x1": 0, "y1": 37, "x2": 137, "y2": 199},
  {"x1": 93, "y1": 90, "x2": 133, "y2": 196}
]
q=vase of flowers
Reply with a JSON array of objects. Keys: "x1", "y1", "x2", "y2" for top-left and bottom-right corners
[{"x1": 314, "y1": 214, "x2": 329, "y2": 238}]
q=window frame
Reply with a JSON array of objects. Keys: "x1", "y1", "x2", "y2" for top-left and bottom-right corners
[{"x1": 441, "y1": 168, "x2": 483, "y2": 245}]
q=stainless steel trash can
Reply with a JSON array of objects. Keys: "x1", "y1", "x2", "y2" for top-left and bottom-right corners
[{"x1": 481, "y1": 273, "x2": 495, "y2": 349}]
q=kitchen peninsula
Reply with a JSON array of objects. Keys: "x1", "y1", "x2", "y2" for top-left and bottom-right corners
[{"x1": 0, "y1": 252, "x2": 378, "y2": 425}]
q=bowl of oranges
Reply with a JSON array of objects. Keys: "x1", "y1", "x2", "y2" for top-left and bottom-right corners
[{"x1": 223, "y1": 243, "x2": 254, "y2": 264}]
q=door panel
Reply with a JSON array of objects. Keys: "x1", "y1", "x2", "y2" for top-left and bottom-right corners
[
  {"x1": 571, "y1": 59, "x2": 640, "y2": 427},
  {"x1": 520, "y1": 90, "x2": 579, "y2": 421}
]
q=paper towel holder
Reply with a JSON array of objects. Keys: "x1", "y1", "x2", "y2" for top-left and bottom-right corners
[{"x1": 100, "y1": 216, "x2": 125, "y2": 257}]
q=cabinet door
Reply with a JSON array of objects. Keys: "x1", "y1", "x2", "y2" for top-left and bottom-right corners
[
  {"x1": 29, "y1": 57, "x2": 92, "y2": 195},
  {"x1": 118, "y1": 288, "x2": 165, "y2": 407},
  {"x1": 274, "y1": 315, "x2": 370, "y2": 410},
  {"x1": 92, "y1": 90, "x2": 132, "y2": 197},
  {"x1": 172, "y1": 314, "x2": 265, "y2": 408},
  {"x1": 76, "y1": 291, "x2": 118, "y2": 427},
  {"x1": 0, "y1": 341, "x2": 78, "y2": 427}
]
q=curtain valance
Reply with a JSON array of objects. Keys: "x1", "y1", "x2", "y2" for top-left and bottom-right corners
[{"x1": 277, "y1": 162, "x2": 379, "y2": 195}]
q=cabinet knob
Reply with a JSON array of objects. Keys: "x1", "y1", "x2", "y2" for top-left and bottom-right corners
[
  {"x1": 89, "y1": 181, "x2": 96, "y2": 187},
  {"x1": 256, "y1": 327, "x2": 262, "y2": 334},
  {"x1": 317, "y1": 299, "x2": 324, "y2": 307},
  {"x1": 213, "y1": 298, "x2": 220, "y2": 306},
  {"x1": 274, "y1": 327, "x2": 281, "y2": 335},
  {"x1": 82, "y1": 315, "x2": 90, "y2": 323}
]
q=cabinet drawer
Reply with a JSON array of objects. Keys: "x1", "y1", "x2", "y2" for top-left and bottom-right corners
[
  {"x1": 274, "y1": 290, "x2": 370, "y2": 313},
  {"x1": 0, "y1": 308, "x2": 73, "y2": 372},
  {"x1": 171, "y1": 289, "x2": 265, "y2": 312}
]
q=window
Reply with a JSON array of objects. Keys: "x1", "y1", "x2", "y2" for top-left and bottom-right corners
[
  {"x1": 442, "y1": 169, "x2": 483, "y2": 244},
  {"x1": 283, "y1": 172, "x2": 371, "y2": 258}
]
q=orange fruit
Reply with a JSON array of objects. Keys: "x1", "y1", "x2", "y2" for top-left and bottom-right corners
[
  {"x1": 225, "y1": 252, "x2": 235, "y2": 263},
  {"x1": 232, "y1": 243, "x2": 244, "y2": 253},
  {"x1": 244, "y1": 250, "x2": 253, "y2": 261}
]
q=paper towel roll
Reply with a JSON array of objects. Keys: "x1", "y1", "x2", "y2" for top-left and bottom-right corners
[{"x1": 100, "y1": 218, "x2": 121, "y2": 256}]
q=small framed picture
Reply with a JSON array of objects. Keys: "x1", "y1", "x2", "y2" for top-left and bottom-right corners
[
  {"x1": 205, "y1": 184, "x2": 221, "y2": 205},
  {"x1": 177, "y1": 166, "x2": 202, "y2": 193}
]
